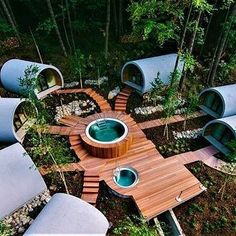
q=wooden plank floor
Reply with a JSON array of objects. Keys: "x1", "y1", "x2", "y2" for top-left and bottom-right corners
[
  {"x1": 45, "y1": 110, "x2": 205, "y2": 220},
  {"x1": 138, "y1": 111, "x2": 206, "y2": 130}
]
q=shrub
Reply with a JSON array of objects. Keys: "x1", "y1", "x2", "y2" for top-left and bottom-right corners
[
  {"x1": 0, "y1": 221, "x2": 13, "y2": 236},
  {"x1": 113, "y1": 216, "x2": 158, "y2": 236}
]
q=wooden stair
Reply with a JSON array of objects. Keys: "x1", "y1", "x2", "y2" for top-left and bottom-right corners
[
  {"x1": 81, "y1": 171, "x2": 100, "y2": 206},
  {"x1": 115, "y1": 86, "x2": 133, "y2": 112},
  {"x1": 69, "y1": 135, "x2": 91, "y2": 161}
]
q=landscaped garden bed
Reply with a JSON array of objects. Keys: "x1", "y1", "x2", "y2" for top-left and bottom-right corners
[
  {"x1": 144, "y1": 116, "x2": 212, "y2": 157},
  {"x1": 175, "y1": 162, "x2": 236, "y2": 235}
]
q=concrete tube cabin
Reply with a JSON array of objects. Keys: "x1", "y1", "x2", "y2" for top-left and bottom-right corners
[
  {"x1": 0, "y1": 98, "x2": 36, "y2": 143},
  {"x1": 0, "y1": 59, "x2": 64, "y2": 99},
  {"x1": 121, "y1": 53, "x2": 184, "y2": 94},
  {"x1": 202, "y1": 116, "x2": 236, "y2": 155},
  {"x1": 199, "y1": 84, "x2": 236, "y2": 118}
]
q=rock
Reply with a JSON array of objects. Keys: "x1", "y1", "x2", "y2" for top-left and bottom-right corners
[
  {"x1": 18, "y1": 227, "x2": 25, "y2": 233},
  {"x1": 108, "y1": 86, "x2": 120, "y2": 100}
]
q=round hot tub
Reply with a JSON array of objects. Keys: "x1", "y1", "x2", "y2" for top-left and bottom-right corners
[
  {"x1": 85, "y1": 118, "x2": 128, "y2": 144},
  {"x1": 113, "y1": 167, "x2": 139, "y2": 188}
]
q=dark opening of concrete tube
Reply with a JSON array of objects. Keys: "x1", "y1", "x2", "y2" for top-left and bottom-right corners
[
  {"x1": 199, "y1": 84, "x2": 236, "y2": 118},
  {"x1": 0, "y1": 59, "x2": 64, "y2": 99},
  {"x1": 202, "y1": 116, "x2": 236, "y2": 155},
  {"x1": 36, "y1": 68, "x2": 63, "y2": 93},
  {"x1": 121, "y1": 53, "x2": 184, "y2": 94},
  {"x1": 122, "y1": 64, "x2": 144, "y2": 92},
  {"x1": 13, "y1": 101, "x2": 36, "y2": 132},
  {"x1": 0, "y1": 98, "x2": 37, "y2": 143},
  {"x1": 199, "y1": 90, "x2": 223, "y2": 118}
]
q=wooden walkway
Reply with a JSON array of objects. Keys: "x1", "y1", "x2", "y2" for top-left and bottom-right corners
[
  {"x1": 114, "y1": 86, "x2": 133, "y2": 112},
  {"x1": 53, "y1": 88, "x2": 111, "y2": 112},
  {"x1": 169, "y1": 146, "x2": 236, "y2": 175},
  {"x1": 41, "y1": 111, "x2": 205, "y2": 220},
  {"x1": 137, "y1": 111, "x2": 206, "y2": 130}
]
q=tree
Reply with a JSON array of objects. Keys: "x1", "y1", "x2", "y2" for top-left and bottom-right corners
[
  {"x1": 173, "y1": 0, "x2": 193, "y2": 74},
  {"x1": 162, "y1": 71, "x2": 181, "y2": 140},
  {"x1": 149, "y1": 73, "x2": 164, "y2": 106},
  {"x1": 118, "y1": 0, "x2": 123, "y2": 37},
  {"x1": 105, "y1": 0, "x2": 110, "y2": 60},
  {"x1": 207, "y1": 2, "x2": 236, "y2": 86},
  {"x1": 0, "y1": 0, "x2": 20, "y2": 40},
  {"x1": 128, "y1": 0, "x2": 184, "y2": 46},
  {"x1": 182, "y1": 88, "x2": 199, "y2": 130},
  {"x1": 65, "y1": 0, "x2": 75, "y2": 51},
  {"x1": 19, "y1": 65, "x2": 70, "y2": 193},
  {"x1": 61, "y1": 0, "x2": 72, "y2": 54},
  {"x1": 179, "y1": 0, "x2": 213, "y2": 90},
  {"x1": 46, "y1": 0, "x2": 68, "y2": 57},
  {"x1": 112, "y1": 0, "x2": 118, "y2": 38}
]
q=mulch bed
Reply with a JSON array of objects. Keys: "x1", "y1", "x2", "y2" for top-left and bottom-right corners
[
  {"x1": 43, "y1": 170, "x2": 84, "y2": 198},
  {"x1": 96, "y1": 182, "x2": 139, "y2": 235},
  {"x1": 144, "y1": 116, "x2": 212, "y2": 157},
  {"x1": 174, "y1": 162, "x2": 236, "y2": 236}
]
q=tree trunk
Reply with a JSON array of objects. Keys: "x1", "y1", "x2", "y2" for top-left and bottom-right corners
[
  {"x1": 179, "y1": 11, "x2": 202, "y2": 91},
  {"x1": 112, "y1": 0, "x2": 118, "y2": 38},
  {"x1": 174, "y1": 0, "x2": 193, "y2": 73},
  {"x1": 0, "y1": 0, "x2": 20, "y2": 41},
  {"x1": 5, "y1": 0, "x2": 17, "y2": 27},
  {"x1": 105, "y1": 0, "x2": 111, "y2": 60},
  {"x1": 30, "y1": 28, "x2": 43, "y2": 63},
  {"x1": 200, "y1": 0, "x2": 218, "y2": 56},
  {"x1": 118, "y1": 0, "x2": 123, "y2": 36},
  {"x1": 61, "y1": 0, "x2": 72, "y2": 54},
  {"x1": 207, "y1": 4, "x2": 236, "y2": 86},
  {"x1": 46, "y1": 0, "x2": 68, "y2": 57},
  {"x1": 65, "y1": 0, "x2": 76, "y2": 51}
]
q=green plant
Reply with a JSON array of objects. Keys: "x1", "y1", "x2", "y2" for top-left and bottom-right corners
[
  {"x1": 187, "y1": 203, "x2": 204, "y2": 215},
  {"x1": 20, "y1": 66, "x2": 73, "y2": 193},
  {"x1": 226, "y1": 139, "x2": 236, "y2": 162},
  {"x1": 113, "y1": 216, "x2": 158, "y2": 236},
  {"x1": 149, "y1": 73, "x2": 164, "y2": 106},
  {"x1": 69, "y1": 49, "x2": 86, "y2": 81},
  {"x1": 128, "y1": 0, "x2": 184, "y2": 46},
  {"x1": 162, "y1": 71, "x2": 181, "y2": 139},
  {"x1": 210, "y1": 206, "x2": 218, "y2": 213},
  {"x1": 0, "y1": 221, "x2": 12, "y2": 236},
  {"x1": 188, "y1": 218, "x2": 197, "y2": 229}
]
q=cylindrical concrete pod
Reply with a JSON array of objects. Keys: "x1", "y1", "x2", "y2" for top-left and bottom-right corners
[
  {"x1": 199, "y1": 84, "x2": 236, "y2": 118},
  {"x1": 0, "y1": 98, "x2": 36, "y2": 143},
  {"x1": 121, "y1": 53, "x2": 184, "y2": 94},
  {"x1": 0, "y1": 59, "x2": 64, "y2": 99},
  {"x1": 202, "y1": 115, "x2": 236, "y2": 155}
]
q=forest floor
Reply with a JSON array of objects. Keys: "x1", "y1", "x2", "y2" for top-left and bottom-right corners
[{"x1": 175, "y1": 162, "x2": 236, "y2": 235}]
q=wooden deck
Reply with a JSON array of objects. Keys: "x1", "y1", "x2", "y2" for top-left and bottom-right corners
[
  {"x1": 138, "y1": 111, "x2": 206, "y2": 130},
  {"x1": 46, "y1": 111, "x2": 205, "y2": 219}
]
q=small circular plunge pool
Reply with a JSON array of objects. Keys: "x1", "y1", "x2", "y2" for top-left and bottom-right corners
[
  {"x1": 113, "y1": 167, "x2": 139, "y2": 188},
  {"x1": 85, "y1": 118, "x2": 128, "y2": 144}
]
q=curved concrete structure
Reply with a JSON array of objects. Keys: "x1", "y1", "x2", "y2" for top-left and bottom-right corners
[
  {"x1": 121, "y1": 53, "x2": 184, "y2": 94},
  {"x1": 199, "y1": 84, "x2": 236, "y2": 118},
  {"x1": 202, "y1": 116, "x2": 236, "y2": 154},
  {"x1": 0, "y1": 143, "x2": 47, "y2": 219},
  {"x1": 25, "y1": 193, "x2": 109, "y2": 235},
  {"x1": 0, "y1": 98, "x2": 36, "y2": 143},
  {"x1": 0, "y1": 59, "x2": 64, "y2": 99}
]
